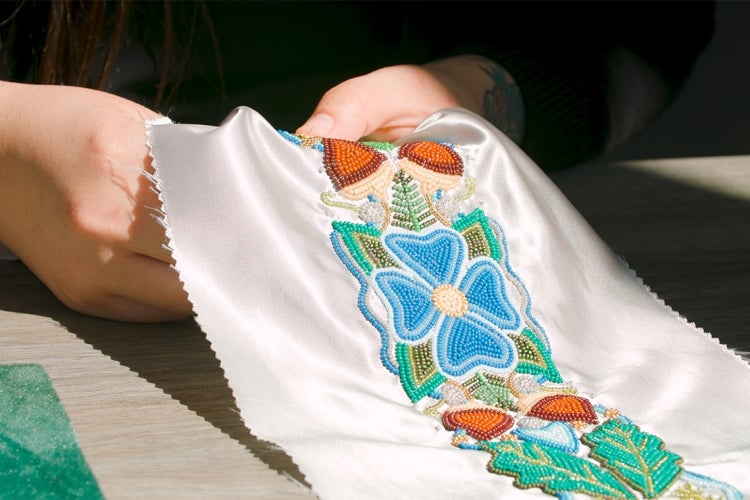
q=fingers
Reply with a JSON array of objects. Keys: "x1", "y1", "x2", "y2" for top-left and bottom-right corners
[
  {"x1": 297, "y1": 77, "x2": 374, "y2": 140},
  {"x1": 59, "y1": 252, "x2": 192, "y2": 323},
  {"x1": 127, "y1": 173, "x2": 175, "y2": 264},
  {"x1": 78, "y1": 294, "x2": 190, "y2": 323},
  {"x1": 110, "y1": 253, "x2": 191, "y2": 316},
  {"x1": 297, "y1": 65, "x2": 461, "y2": 142},
  {"x1": 103, "y1": 250, "x2": 192, "y2": 321},
  {"x1": 128, "y1": 203, "x2": 174, "y2": 264}
]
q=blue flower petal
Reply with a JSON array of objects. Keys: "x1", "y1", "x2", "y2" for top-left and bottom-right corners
[
  {"x1": 384, "y1": 230, "x2": 464, "y2": 287},
  {"x1": 460, "y1": 259, "x2": 520, "y2": 330},
  {"x1": 435, "y1": 314, "x2": 516, "y2": 377},
  {"x1": 375, "y1": 270, "x2": 439, "y2": 342}
]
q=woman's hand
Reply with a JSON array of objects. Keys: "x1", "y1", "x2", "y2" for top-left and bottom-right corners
[
  {"x1": 297, "y1": 55, "x2": 523, "y2": 143},
  {"x1": 0, "y1": 82, "x2": 191, "y2": 322}
]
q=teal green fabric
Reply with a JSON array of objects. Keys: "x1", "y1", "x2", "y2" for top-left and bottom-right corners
[{"x1": 0, "y1": 364, "x2": 103, "y2": 499}]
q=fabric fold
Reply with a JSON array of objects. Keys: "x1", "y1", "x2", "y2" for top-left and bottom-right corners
[{"x1": 147, "y1": 107, "x2": 750, "y2": 499}]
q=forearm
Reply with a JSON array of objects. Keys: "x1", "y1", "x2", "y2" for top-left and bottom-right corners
[
  {"x1": 0, "y1": 81, "x2": 78, "y2": 256},
  {"x1": 0, "y1": 81, "x2": 32, "y2": 253},
  {"x1": 0, "y1": 81, "x2": 26, "y2": 171},
  {"x1": 422, "y1": 55, "x2": 524, "y2": 144}
]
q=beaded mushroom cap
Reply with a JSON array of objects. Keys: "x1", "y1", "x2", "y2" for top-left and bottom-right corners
[
  {"x1": 323, "y1": 138, "x2": 392, "y2": 201},
  {"x1": 397, "y1": 141, "x2": 464, "y2": 194}
]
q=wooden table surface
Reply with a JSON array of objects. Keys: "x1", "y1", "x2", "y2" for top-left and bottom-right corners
[
  {"x1": 554, "y1": 155, "x2": 750, "y2": 356},
  {"x1": 1, "y1": 155, "x2": 748, "y2": 499}
]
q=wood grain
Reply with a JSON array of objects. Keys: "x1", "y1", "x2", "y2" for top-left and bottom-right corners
[{"x1": 0, "y1": 262, "x2": 316, "y2": 499}]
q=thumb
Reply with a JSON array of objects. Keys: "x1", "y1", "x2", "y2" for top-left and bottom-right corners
[
  {"x1": 296, "y1": 77, "x2": 376, "y2": 140},
  {"x1": 297, "y1": 65, "x2": 461, "y2": 143}
]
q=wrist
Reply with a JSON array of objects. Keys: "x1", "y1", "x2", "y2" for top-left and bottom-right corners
[
  {"x1": 0, "y1": 81, "x2": 22, "y2": 167},
  {"x1": 0, "y1": 81, "x2": 26, "y2": 249},
  {"x1": 0, "y1": 81, "x2": 50, "y2": 169},
  {"x1": 422, "y1": 55, "x2": 524, "y2": 143}
]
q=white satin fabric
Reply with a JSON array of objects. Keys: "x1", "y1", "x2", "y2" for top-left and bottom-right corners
[{"x1": 147, "y1": 107, "x2": 750, "y2": 499}]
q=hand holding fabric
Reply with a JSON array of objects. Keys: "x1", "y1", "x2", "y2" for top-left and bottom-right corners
[
  {"x1": 297, "y1": 55, "x2": 523, "y2": 143},
  {"x1": 0, "y1": 83, "x2": 191, "y2": 322}
]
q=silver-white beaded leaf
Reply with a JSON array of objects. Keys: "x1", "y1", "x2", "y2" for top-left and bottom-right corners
[
  {"x1": 511, "y1": 374, "x2": 540, "y2": 395},
  {"x1": 359, "y1": 201, "x2": 386, "y2": 225},
  {"x1": 441, "y1": 382, "x2": 468, "y2": 406},
  {"x1": 516, "y1": 416, "x2": 548, "y2": 429}
]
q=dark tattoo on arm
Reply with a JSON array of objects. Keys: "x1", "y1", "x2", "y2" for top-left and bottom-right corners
[{"x1": 476, "y1": 59, "x2": 524, "y2": 144}]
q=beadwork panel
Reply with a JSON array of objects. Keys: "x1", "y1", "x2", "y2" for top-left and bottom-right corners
[{"x1": 147, "y1": 107, "x2": 750, "y2": 499}]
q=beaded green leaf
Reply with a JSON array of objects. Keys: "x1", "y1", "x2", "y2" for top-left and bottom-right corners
[
  {"x1": 452, "y1": 208, "x2": 502, "y2": 261},
  {"x1": 361, "y1": 140, "x2": 396, "y2": 151},
  {"x1": 509, "y1": 328, "x2": 563, "y2": 383},
  {"x1": 581, "y1": 419, "x2": 683, "y2": 498},
  {"x1": 331, "y1": 221, "x2": 396, "y2": 274},
  {"x1": 469, "y1": 373, "x2": 516, "y2": 409},
  {"x1": 390, "y1": 170, "x2": 437, "y2": 232},
  {"x1": 396, "y1": 341, "x2": 446, "y2": 402},
  {"x1": 483, "y1": 440, "x2": 635, "y2": 499}
]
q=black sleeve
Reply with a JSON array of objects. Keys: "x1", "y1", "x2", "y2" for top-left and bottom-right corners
[{"x1": 399, "y1": 0, "x2": 716, "y2": 170}]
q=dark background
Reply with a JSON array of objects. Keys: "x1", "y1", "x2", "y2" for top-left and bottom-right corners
[
  {"x1": 550, "y1": 1, "x2": 750, "y2": 356},
  {"x1": 605, "y1": 0, "x2": 750, "y2": 162}
]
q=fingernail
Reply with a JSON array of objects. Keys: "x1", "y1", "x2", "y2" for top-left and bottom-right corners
[{"x1": 298, "y1": 113, "x2": 334, "y2": 137}]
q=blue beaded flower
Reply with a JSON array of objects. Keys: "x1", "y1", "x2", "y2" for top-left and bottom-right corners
[{"x1": 374, "y1": 228, "x2": 520, "y2": 378}]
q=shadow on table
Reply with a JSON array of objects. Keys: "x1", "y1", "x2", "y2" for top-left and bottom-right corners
[
  {"x1": 0, "y1": 260, "x2": 309, "y2": 488},
  {"x1": 552, "y1": 160, "x2": 750, "y2": 356}
]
